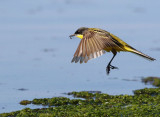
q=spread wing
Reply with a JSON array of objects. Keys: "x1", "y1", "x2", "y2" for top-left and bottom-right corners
[{"x1": 71, "y1": 30, "x2": 123, "y2": 63}]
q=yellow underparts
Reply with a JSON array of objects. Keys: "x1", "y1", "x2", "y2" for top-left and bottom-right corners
[
  {"x1": 124, "y1": 46, "x2": 134, "y2": 52},
  {"x1": 76, "y1": 34, "x2": 83, "y2": 39}
]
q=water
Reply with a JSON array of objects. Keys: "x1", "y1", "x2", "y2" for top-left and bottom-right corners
[{"x1": 0, "y1": 0, "x2": 160, "y2": 113}]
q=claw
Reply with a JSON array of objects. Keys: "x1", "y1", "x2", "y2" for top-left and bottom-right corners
[
  {"x1": 106, "y1": 64, "x2": 118, "y2": 75},
  {"x1": 110, "y1": 65, "x2": 118, "y2": 69}
]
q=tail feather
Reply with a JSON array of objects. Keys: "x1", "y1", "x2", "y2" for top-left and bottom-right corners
[
  {"x1": 124, "y1": 45, "x2": 155, "y2": 61},
  {"x1": 131, "y1": 49, "x2": 155, "y2": 61}
]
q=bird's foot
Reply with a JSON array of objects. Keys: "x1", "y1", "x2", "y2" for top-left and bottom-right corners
[{"x1": 106, "y1": 64, "x2": 118, "y2": 75}]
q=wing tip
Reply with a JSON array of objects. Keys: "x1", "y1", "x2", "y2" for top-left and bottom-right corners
[{"x1": 71, "y1": 56, "x2": 89, "y2": 63}]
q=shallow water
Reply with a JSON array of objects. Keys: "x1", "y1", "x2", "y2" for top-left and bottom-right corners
[{"x1": 0, "y1": 0, "x2": 160, "y2": 113}]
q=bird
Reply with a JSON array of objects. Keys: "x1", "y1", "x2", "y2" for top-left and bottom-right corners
[{"x1": 69, "y1": 27, "x2": 156, "y2": 75}]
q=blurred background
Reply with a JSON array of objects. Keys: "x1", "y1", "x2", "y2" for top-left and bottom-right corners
[{"x1": 0, "y1": 0, "x2": 159, "y2": 113}]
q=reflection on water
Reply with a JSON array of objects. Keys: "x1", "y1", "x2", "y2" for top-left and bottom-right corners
[{"x1": 0, "y1": 0, "x2": 159, "y2": 113}]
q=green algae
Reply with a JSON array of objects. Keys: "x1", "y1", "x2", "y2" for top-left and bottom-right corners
[
  {"x1": 1, "y1": 87, "x2": 160, "y2": 117},
  {"x1": 1, "y1": 76, "x2": 160, "y2": 116},
  {"x1": 20, "y1": 100, "x2": 31, "y2": 105},
  {"x1": 142, "y1": 77, "x2": 160, "y2": 87}
]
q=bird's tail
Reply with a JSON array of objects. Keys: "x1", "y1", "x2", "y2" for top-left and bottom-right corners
[{"x1": 125, "y1": 45, "x2": 156, "y2": 61}]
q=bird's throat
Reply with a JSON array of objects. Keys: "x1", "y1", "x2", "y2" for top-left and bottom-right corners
[{"x1": 76, "y1": 34, "x2": 83, "y2": 39}]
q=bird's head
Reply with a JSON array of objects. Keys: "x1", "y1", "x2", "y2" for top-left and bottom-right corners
[{"x1": 69, "y1": 27, "x2": 88, "y2": 39}]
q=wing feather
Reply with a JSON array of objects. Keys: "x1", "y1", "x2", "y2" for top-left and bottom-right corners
[
  {"x1": 88, "y1": 38, "x2": 96, "y2": 59},
  {"x1": 71, "y1": 40, "x2": 83, "y2": 63},
  {"x1": 92, "y1": 37, "x2": 101, "y2": 57},
  {"x1": 71, "y1": 30, "x2": 123, "y2": 63},
  {"x1": 80, "y1": 39, "x2": 86, "y2": 63}
]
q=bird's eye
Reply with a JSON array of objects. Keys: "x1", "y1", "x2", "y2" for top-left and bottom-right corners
[{"x1": 75, "y1": 31, "x2": 80, "y2": 34}]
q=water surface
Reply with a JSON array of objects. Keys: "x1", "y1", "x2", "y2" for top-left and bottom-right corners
[{"x1": 0, "y1": 0, "x2": 159, "y2": 113}]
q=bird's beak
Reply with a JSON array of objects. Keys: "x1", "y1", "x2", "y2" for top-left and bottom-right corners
[
  {"x1": 69, "y1": 34, "x2": 83, "y2": 39},
  {"x1": 69, "y1": 34, "x2": 75, "y2": 39}
]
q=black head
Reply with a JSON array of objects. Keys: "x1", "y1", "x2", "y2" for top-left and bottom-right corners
[
  {"x1": 69, "y1": 27, "x2": 88, "y2": 39},
  {"x1": 74, "y1": 27, "x2": 88, "y2": 35}
]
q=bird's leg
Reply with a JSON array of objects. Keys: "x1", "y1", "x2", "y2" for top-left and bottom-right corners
[{"x1": 106, "y1": 51, "x2": 118, "y2": 75}]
